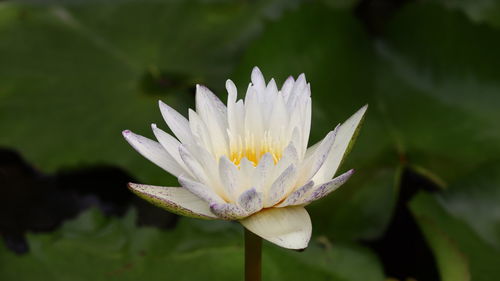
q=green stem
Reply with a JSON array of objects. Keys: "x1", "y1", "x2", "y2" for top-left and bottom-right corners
[{"x1": 245, "y1": 228, "x2": 262, "y2": 281}]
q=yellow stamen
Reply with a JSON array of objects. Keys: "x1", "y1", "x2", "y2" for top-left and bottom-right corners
[{"x1": 229, "y1": 131, "x2": 283, "y2": 166}]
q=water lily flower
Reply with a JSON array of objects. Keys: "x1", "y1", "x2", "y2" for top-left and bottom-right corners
[{"x1": 123, "y1": 67, "x2": 366, "y2": 249}]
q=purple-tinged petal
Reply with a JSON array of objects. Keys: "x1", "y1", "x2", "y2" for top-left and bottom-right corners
[
  {"x1": 276, "y1": 180, "x2": 315, "y2": 207},
  {"x1": 210, "y1": 202, "x2": 248, "y2": 220},
  {"x1": 237, "y1": 188, "x2": 263, "y2": 214},
  {"x1": 300, "y1": 169, "x2": 355, "y2": 205},
  {"x1": 265, "y1": 164, "x2": 297, "y2": 208},
  {"x1": 128, "y1": 183, "x2": 217, "y2": 219}
]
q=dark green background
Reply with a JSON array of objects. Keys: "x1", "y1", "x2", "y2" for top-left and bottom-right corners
[{"x1": 1, "y1": 0, "x2": 499, "y2": 280}]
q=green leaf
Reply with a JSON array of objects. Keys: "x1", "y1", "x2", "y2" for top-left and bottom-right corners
[
  {"x1": 309, "y1": 165, "x2": 402, "y2": 240},
  {"x1": 376, "y1": 2, "x2": 500, "y2": 184},
  {"x1": 408, "y1": 162, "x2": 500, "y2": 281},
  {"x1": 430, "y1": 0, "x2": 500, "y2": 28},
  {"x1": 0, "y1": 208, "x2": 385, "y2": 281},
  {"x1": 410, "y1": 174, "x2": 500, "y2": 281},
  {"x1": 0, "y1": 0, "x2": 293, "y2": 185},
  {"x1": 320, "y1": 0, "x2": 361, "y2": 10}
]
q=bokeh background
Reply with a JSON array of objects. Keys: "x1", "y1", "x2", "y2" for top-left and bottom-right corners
[{"x1": 1, "y1": 0, "x2": 499, "y2": 280}]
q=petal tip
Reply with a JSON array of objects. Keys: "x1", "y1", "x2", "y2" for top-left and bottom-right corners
[{"x1": 127, "y1": 182, "x2": 145, "y2": 194}]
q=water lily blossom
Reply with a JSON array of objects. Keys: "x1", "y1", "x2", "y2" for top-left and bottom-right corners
[{"x1": 123, "y1": 67, "x2": 367, "y2": 249}]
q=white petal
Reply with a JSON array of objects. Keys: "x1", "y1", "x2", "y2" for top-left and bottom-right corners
[
  {"x1": 253, "y1": 153, "x2": 274, "y2": 193},
  {"x1": 268, "y1": 94, "x2": 288, "y2": 134},
  {"x1": 239, "y1": 158, "x2": 255, "y2": 189},
  {"x1": 237, "y1": 187, "x2": 263, "y2": 214},
  {"x1": 158, "y1": 100, "x2": 193, "y2": 145},
  {"x1": 179, "y1": 145, "x2": 228, "y2": 201},
  {"x1": 297, "y1": 128, "x2": 337, "y2": 186},
  {"x1": 177, "y1": 175, "x2": 225, "y2": 204},
  {"x1": 195, "y1": 85, "x2": 228, "y2": 156},
  {"x1": 240, "y1": 206, "x2": 311, "y2": 249},
  {"x1": 299, "y1": 169, "x2": 355, "y2": 205},
  {"x1": 286, "y1": 73, "x2": 306, "y2": 110},
  {"x1": 301, "y1": 97, "x2": 312, "y2": 154},
  {"x1": 226, "y1": 79, "x2": 240, "y2": 138},
  {"x1": 313, "y1": 105, "x2": 367, "y2": 182},
  {"x1": 281, "y1": 142, "x2": 299, "y2": 165},
  {"x1": 244, "y1": 89, "x2": 263, "y2": 141},
  {"x1": 226, "y1": 79, "x2": 238, "y2": 101},
  {"x1": 128, "y1": 183, "x2": 217, "y2": 219},
  {"x1": 122, "y1": 130, "x2": 185, "y2": 177},
  {"x1": 281, "y1": 76, "x2": 295, "y2": 102},
  {"x1": 276, "y1": 180, "x2": 314, "y2": 207},
  {"x1": 151, "y1": 124, "x2": 188, "y2": 172},
  {"x1": 251, "y1": 66, "x2": 266, "y2": 92},
  {"x1": 219, "y1": 156, "x2": 240, "y2": 199},
  {"x1": 179, "y1": 145, "x2": 210, "y2": 183},
  {"x1": 188, "y1": 109, "x2": 214, "y2": 153},
  {"x1": 265, "y1": 164, "x2": 297, "y2": 208}
]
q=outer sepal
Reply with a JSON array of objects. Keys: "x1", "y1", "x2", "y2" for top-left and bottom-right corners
[{"x1": 128, "y1": 183, "x2": 218, "y2": 220}]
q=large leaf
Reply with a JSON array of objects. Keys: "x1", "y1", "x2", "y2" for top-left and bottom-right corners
[
  {"x1": 430, "y1": 0, "x2": 500, "y2": 28},
  {"x1": 0, "y1": 0, "x2": 294, "y2": 185},
  {"x1": 0, "y1": 208, "x2": 385, "y2": 281},
  {"x1": 376, "y1": 2, "x2": 500, "y2": 184},
  {"x1": 409, "y1": 163, "x2": 500, "y2": 281}
]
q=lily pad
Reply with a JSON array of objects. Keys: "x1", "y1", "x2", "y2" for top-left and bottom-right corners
[
  {"x1": 376, "y1": 2, "x2": 500, "y2": 184},
  {"x1": 409, "y1": 164, "x2": 500, "y2": 281},
  {"x1": 0, "y1": 208, "x2": 385, "y2": 281},
  {"x1": 430, "y1": 0, "x2": 500, "y2": 28}
]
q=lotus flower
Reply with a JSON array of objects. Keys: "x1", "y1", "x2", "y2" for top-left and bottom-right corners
[{"x1": 123, "y1": 67, "x2": 366, "y2": 249}]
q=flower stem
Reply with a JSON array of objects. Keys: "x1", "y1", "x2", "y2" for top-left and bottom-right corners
[{"x1": 245, "y1": 228, "x2": 262, "y2": 281}]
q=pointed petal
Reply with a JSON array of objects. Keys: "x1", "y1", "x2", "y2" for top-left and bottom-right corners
[
  {"x1": 159, "y1": 100, "x2": 193, "y2": 145},
  {"x1": 177, "y1": 175, "x2": 225, "y2": 204},
  {"x1": 240, "y1": 206, "x2": 311, "y2": 249},
  {"x1": 244, "y1": 89, "x2": 263, "y2": 141},
  {"x1": 195, "y1": 85, "x2": 228, "y2": 155},
  {"x1": 297, "y1": 128, "x2": 337, "y2": 186},
  {"x1": 237, "y1": 187, "x2": 263, "y2": 214},
  {"x1": 251, "y1": 66, "x2": 266, "y2": 92},
  {"x1": 281, "y1": 76, "x2": 295, "y2": 102},
  {"x1": 314, "y1": 105, "x2": 367, "y2": 182},
  {"x1": 151, "y1": 124, "x2": 187, "y2": 170},
  {"x1": 179, "y1": 145, "x2": 210, "y2": 183},
  {"x1": 128, "y1": 183, "x2": 217, "y2": 219},
  {"x1": 122, "y1": 130, "x2": 184, "y2": 177},
  {"x1": 188, "y1": 108, "x2": 208, "y2": 143},
  {"x1": 276, "y1": 180, "x2": 315, "y2": 207},
  {"x1": 300, "y1": 169, "x2": 355, "y2": 205}
]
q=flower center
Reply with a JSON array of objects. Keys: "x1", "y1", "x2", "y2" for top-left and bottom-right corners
[{"x1": 228, "y1": 131, "x2": 284, "y2": 166}]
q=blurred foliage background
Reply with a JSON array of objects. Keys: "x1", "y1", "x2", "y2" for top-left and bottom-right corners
[{"x1": 0, "y1": 0, "x2": 499, "y2": 280}]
